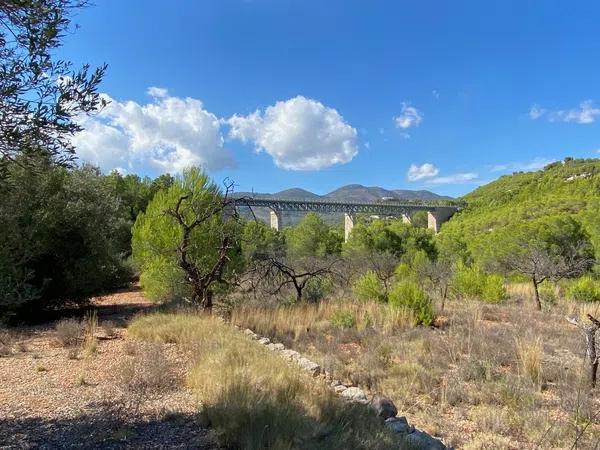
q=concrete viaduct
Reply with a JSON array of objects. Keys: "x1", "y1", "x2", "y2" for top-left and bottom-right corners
[{"x1": 235, "y1": 197, "x2": 459, "y2": 241}]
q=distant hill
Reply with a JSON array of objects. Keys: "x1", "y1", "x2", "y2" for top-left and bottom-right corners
[
  {"x1": 441, "y1": 157, "x2": 600, "y2": 259},
  {"x1": 236, "y1": 184, "x2": 452, "y2": 226},
  {"x1": 238, "y1": 184, "x2": 451, "y2": 203}
]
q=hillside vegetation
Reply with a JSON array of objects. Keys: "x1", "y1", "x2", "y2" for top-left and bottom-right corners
[{"x1": 442, "y1": 157, "x2": 600, "y2": 262}]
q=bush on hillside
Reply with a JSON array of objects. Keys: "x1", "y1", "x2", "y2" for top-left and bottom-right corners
[
  {"x1": 567, "y1": 276, "x2": 600, "y2": 302},
  {"x1": 352, "y1": 271, "x2": 387, "y2": 302},
  {"x1": 453, "y1": 264, "x2": 506, "y2": 303},
  {"x1": 388, "y1": 281, "x2": 434, "y2": 326}
]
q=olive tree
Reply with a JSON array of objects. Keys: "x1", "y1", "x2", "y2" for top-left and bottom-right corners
[{"x1": 1, "y1": 0, "x2": 106, "y2": 169}]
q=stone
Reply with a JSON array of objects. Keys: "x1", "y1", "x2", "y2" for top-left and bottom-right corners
[
  {"x1": 243, "y1": 329, "x2": 257, "y2": 339},
  {"x1": 330, "y1": 379, "x2": 342, "y2": 387},
  {"x1": 281, "y1": 349, "x2": 300, "y2": 360},
  {"x1": 296, "y1": 357, "x2": 321, "y2": 376},
  {"x1": 266, "y1": 343, "x2": 285, "y2": 351},
  {"x1": 384, "y1": 416, "x2": 413, "y2": 434},
  {"x1": 333, "y1": 384, "x2": 348, "y2": 394},
  {"x1": 405, "y1": 430, "x2": 446, "y2": 450},
  {"x1": 369, "y1": 394, "x2": 398, "y2": 419},
  {"x1": 340, "y1": 386, "x2": 369, "y2": 403},
  {"x1": 258, "y1": 337, "x2": 270, "y2": 345}
]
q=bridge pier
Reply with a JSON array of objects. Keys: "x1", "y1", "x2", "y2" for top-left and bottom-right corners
[
  {"x1": 402, "y1": 213, "x2": 412, "y2": 225},
  {"x1": 270, "y1": 209, "x2": 283, "y2": 231},
  {"x1": 427, "y1": 208, "x2": 455, "y2": 233},
  {"x1": 344, "y1": 212, "x2": 356, "y2": 242}
]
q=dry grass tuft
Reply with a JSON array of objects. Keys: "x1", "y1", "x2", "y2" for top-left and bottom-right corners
[
  {"x1": 117, "y1": 343, "x2": 174, "y2": 394},
  {"x1": 515, "y1": 336, "x2": 544, "y2": 387},
  {"x1": 55, "y1": 318, "x2": 82, "y2": 347},
  {"x1": 129, "y1": 312, "x2": 404, "y2": 450},
  {"x1": 82, "y1": 311, "x2": 98, "y2": 357}
]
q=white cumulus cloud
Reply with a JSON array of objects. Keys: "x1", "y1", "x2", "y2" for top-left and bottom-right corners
[
  {"x1": 394, "y1": 103, "x2": 423, "y2": 129},
  {"x1": 73, "y1": 89, "x2": 234, "y2": 173},
  {"x1": 227, "y1": 96, "x2": 358, "y2": 170},
  {"x1": 407, "y1": 163, "x2": 439, "y2": 181}
]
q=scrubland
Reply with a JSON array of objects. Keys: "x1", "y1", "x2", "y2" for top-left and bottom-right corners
[{"x1": 230, "y1": 284, "x2": 600, "y2": 449}]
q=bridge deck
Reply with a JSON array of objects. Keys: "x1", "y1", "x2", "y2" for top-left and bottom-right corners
[{"x1": 234, "y1": 196, "x2": 459, "y2": 215}]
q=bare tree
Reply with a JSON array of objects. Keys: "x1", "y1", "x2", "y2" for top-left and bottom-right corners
[
  {"x1": 415, "y1": 258, "x2": 454, "y2": 312},
  {"x1": 500, "y1": 243, "x2": 594, "y2": 311},
  {"x1": 566, "y1": 314, "x2": 600, "y2": 389},
  {"x1": 257, "y1": 255, "x2": 340, "y2": 303}
]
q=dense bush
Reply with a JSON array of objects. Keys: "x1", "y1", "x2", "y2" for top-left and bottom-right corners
[
  {"x1": 452, "y1": 264, "x2": 507, "y2": 303},
  {"x1": 352, "y1": 271, "x2": 387, "y2": 302},
  {"x1": 132, "y1": 168, "x2": 243, "y2": 304},
  {"x1": 388, "y1": 280, "x2": 434, "y2": 326},
  {"x1": 331, "y1": 310, "x2": 356, "y2": 329},
  {"x1": 567, "y1": 276, "x2": 600, "y2": 302},
  {"x1": 0, "y1": 159, "x2": 132, "y2": 321}
]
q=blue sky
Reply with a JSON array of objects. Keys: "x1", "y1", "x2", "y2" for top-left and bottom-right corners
[{"x1": 61, "y1": 0, "x2": 600, "y2": 196}]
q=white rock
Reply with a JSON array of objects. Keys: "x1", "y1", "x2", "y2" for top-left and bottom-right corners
[
  {"x1": 333, "y1": 384, "x2": 348, "y2": 393},
  {"x1": 340, "y1": 386, "x2": 368, "y2": 403},
  {"x1": 296, "y1": 357, "x2": 321, "y2": 376},
  {"x1": 243, "y1": 329, "x2": 257, "y2": 339},
  {"x1": 281, "y1": 349, "x2": 300, "y2": 360},
  {"x1": 258, "y1": 337, "x2": 271, "y2": 345}
]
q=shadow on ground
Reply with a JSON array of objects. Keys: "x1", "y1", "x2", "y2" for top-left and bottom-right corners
[{"x1": 0, "y1": 404, "x2": 217, "y2": 449}]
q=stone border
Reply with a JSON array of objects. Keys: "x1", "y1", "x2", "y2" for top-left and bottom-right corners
[{"x1": 239, "y1": 327, "x2": 451, "y2": 450}]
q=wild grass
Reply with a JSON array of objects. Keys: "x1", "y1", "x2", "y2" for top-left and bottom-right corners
[
  {"x1": 515, "y1": 335, "x2": 544, "y2": 387},
  {"x1": 82, "y1": 310, "x2": 98, "y2": 357},
  {"x1": 230, "y1": 295, "x2": 600, "y2": 448},
  {"x1": 55, "y1": 318, "x2": 82, "y2": 347},
  {"x1": 128, "y1": 312, "x2": 406, "y2": 450}
]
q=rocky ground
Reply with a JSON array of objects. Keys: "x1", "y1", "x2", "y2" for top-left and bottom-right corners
[{"x1": 0, "y1": 287, "x2": 217, "y2": 449}]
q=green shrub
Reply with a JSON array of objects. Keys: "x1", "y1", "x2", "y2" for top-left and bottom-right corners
[
  {"x1": 539, "y1": 283, "x2": 558, "y2": 304},
  {"x1": 352, "y1": 271, "x2": 386, "y2": 302},
  {"x1": 481, "y1": 274, "x2": 507, "y2": 303},
  {"x1": 304, "y1": 276, "x2": 334, "y2": 302},
  {"x1": 388, "y1": 281, "x2": 434, "y2": 326},
  {"x1": 453, "y1": 264, "x2": 507, "y2": 303},
  {"x1": 567, "y1": 276, "x2": 600, "y2": 302},
  {"x1": 331, "y1": 310, "x2": 356, "y2": 329}
]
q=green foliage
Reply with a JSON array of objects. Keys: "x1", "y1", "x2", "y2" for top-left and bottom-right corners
[
  {"x1": 132, "y1": 167, "x2": 242, "y2": 303},
  {"x1": 241, "y1": 220, "x2": 285, "y2": 261},
  {"x1": 303, "y1": 276, "x2": 334, "y2": 302},
  {"x1": 285, "y1": 212, "x2": 342, "y2": 258},
  {"x1": 331, "y1": 310, "x2": 356, "y2": 329},
  {"x1": 352, "y1": 271, "x2": 387, "y2": 302},
  {"x1": 0, "y1": 159, "x2": 131, "y2": 321},
  {"x1": 388, "y1": 281, "x2": 434, "y2": 325},
  {"x1": 452, "y1": 264, "x2": 507, "y2": 303},
  {"x1": 567, "y1": 276, "x2": 600, "y2": 302},
  {"x1": 344, "y1": 217, "x2": 436, "y2": 261},
  {"x1": 0, "y1": 0, "x2": 106, "y2": 167},
  {"x1": 442, "y1": 158, "x2": 600, "y2": 265}
]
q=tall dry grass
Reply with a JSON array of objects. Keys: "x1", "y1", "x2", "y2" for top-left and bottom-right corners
[
  {"x1": 231, "y1": 300, "x2": 418, "y2": 343},
  {"x1": 128, "y1": 312, "x2": 407, "y2": 450}
]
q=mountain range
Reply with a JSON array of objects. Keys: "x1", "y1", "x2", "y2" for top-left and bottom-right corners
[{"x1": 238, "y1": 184, "x2": 452, "y2": 203}]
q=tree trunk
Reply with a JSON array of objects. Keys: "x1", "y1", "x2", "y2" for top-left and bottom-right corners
[
  {"x1": 584, "y1": 327, "x2": 598, "y2": 388},
  {"x1": 532, "y1": 278, "x2": 542, "y2": 311}
]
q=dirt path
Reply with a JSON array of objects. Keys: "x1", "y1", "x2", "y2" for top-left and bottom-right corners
[{"x1": 0, "y1": 287, "x2": 217, "y2": 449}]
